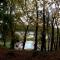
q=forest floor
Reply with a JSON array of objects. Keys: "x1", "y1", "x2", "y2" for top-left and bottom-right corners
[{"x1": 0, "y1": 48, "x2": 60, "y2": 60}]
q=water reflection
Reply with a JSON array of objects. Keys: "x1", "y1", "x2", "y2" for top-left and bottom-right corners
[
  {"x1": 15, "y1": 31, "x2": 34, "y2": 39},
  {"x1": 14, "y1": 41, "x2": 34, "y2": 50},
  {"x1": 14, "y1": 31, "x2": 37, "y2": 50}
]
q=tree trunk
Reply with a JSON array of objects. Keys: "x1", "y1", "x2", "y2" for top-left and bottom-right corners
[
  {"x1": 1, "y1": 22, "x2": 6, "y2": 47},
  {"x1": 59, "y1": 36, "x2": 60, "y2": 48},
  {"x1": 23, "y1": 25, "x2": 29, "y2": 50},
  {"x1": 3, "y1": 33, "x2": 6, "y2": 47},
  {"x1": 41, "y1": 0, "x2": 46, "y2": 52},
  {"x1": 33, "y1": 0, "x2": 38, "y2": 51},
  {"x1": 10, "y1": 5, "x2": 15, "y2": 49},
  {"x1": 55, "y1": 26, "x2": 59, "y2": 50},
  {"x1": 2, "y1": 0, "x2": 7, "y2": 47},
  {"x1": 47, "y1": 12, "x2": 49, "y2": 51},
  {"x1": 41, "y1": 31, "x2": 46, "y2": 52},
  {"x1": 10, "y1": 30, "x2": 15, "y2": 49},
  {"x1": 34, "y1": 22, "x2": 38, "y2": 51},
  {"x1": 50, "y1": 18, "x2": 54, "y2": 51}
]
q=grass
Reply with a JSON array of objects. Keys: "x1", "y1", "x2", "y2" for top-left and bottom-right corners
[{"x1": 0, "y1": 41, "x2": 11, "y2": 48}]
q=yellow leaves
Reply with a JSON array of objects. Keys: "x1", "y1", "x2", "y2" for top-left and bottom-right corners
[{"x1": 8, "y1": 0, "x2": 24, "y2": 6}]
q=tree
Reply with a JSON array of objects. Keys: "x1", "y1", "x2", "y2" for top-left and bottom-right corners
[
  {"x1": 9, "y1": 0, "x2": 16, "y2": 49},
  {"x1": 2, "y1": 0, "x2": 7, "y2": 46},
  {"x1": 41, "y1": 0, "x2": 46, "y2": 52},
  {"x1": 50, "y1": 16, "x2": 55, "y2": 51},
  {"x1": 34, "y1": 0, "x2": 38, "y2": 51},
  {"x1": 55, "y1": 1, "x2": 60, "y2": 50}
]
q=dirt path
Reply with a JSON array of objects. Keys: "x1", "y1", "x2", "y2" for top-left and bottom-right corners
[{"x1": 0, "y1": 48, "x2": 60, "y2": 60}]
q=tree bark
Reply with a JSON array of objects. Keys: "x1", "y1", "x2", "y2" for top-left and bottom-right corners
[
  {"x1": 55, "y1": 26, "x2": 59, "y2": 50},
  {"x1": 34, "y1": 0, "x2": 38, "y2": 51},
  {"x1": 34, "y1": 22, "x2": 38, "y2": 51},
  {"x1": 41, "y1": 0, "x2": 46, "y2": 52},
  {"x1": 23, "y1": 25, "x2": 29, "y2": 50},
  {"x1": 50, "y1": 18, "x2": 54, "y2": 51}
]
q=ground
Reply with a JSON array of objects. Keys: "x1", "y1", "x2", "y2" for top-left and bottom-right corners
[{"x1": 0, "y1": 48, "x2": 60, "y2": 60}]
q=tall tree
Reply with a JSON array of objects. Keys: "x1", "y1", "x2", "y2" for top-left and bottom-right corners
[
  {"x1": 41, "y1": 0, "x2": 46, "y2": 52},
  {"x1": 34, "y1": 0, "x2": 38, "y2": 51},
  {"x1": 22, "y1": 0, "x2": 27, "y2": 49},
  {"x1": 55, "y1": 1, "x2": 59, "y2": 50},
  {"x1": 50, "y1": 16, "x2": 55, "y2": 51},
  {"x1": 2, "y1": 0, "x2": 7, "y2": 46},
  {"x1": 7, "y1": 0, "x2": 16, "y2": 49}
]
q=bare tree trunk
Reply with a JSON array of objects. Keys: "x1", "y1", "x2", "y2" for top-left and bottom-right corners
[
  {"x1": 34, "y1": 22, "x2": 38, "y2": 50},
  {"x1": 41, "y1": 0, "x2": 46, "y2": 52},
  {"x1": 2, "y1": 24, "x2": 6, "y2": 47},
  {"x1": 47, "y1": 12, "x2": 49, "y2": 51},
  {"x1": 22, "y1": 0, "x2": 29, "y2": 50},
  {"x1": 58, "y1": 26, "x2": 60, "y2": 48},
  {"x1": 55, "y1": 26, "x2": 59, "y2": 50},
  {"x1": 50, "y1": 17, "x2": 54, "y2": 51},
  {"x1": 23, "y1": 25, "x2": 29, "y2": 50},
  {"x1": 10, "y1": 23, "x2": 15, "y2": 49},
  {"x1": 10, "y1": 30, "x2": 15, "y2": 49},
  {"x1": 2, "y1": 1, "x2": 7, "y2": 47},
  {"x1": 55, "y1": 0, "x2": 60, "y2": 50},
  {"x1": 41, "y1": 31, "x2": 46, "y2": 52},
  {"x1": 9, "y1": 4, "x2": 15, "y2": 49},
  {"x1": 33, "y1": 0, "x2": 39, "y2": 51}
]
